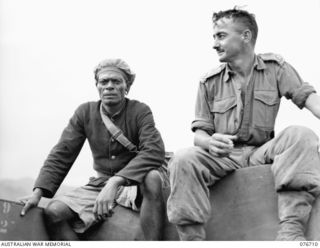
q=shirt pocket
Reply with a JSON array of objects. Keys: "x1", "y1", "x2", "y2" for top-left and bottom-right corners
[
  {"x1": 211, "y1": 96, "x2": 239, "y2": 134},
  {"x1": 253, "y1": 90, "x2": 280, "y2": 130}
]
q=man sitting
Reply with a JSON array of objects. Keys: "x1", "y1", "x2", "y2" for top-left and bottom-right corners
[{"x1": 20, "y1": 58, "x2": 166, "y2": 240}]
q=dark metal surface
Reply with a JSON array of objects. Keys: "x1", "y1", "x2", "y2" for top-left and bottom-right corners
[
  {"x1": 0, "y1": 199, "x2": 49, "y2": 240},
  {"x1": 1, "y1": 165, "x2": 319, "y2": 240}
]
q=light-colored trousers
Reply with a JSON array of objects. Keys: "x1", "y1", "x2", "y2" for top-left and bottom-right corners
[{"x1": 167, "y1": 126, "x2": 320, "y2": 239}]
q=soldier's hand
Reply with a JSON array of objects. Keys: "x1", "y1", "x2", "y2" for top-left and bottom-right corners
[
  {"x1": 19, "y1": 188, "x2": 43, "y2": 216},
  {"x1": 209, "y1": 133, "x2": 237, "y2": 157}
]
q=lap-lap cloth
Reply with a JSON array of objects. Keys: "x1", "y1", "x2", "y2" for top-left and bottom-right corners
[{"x1": 53, "y1": 167, "x2": 169, "y2": 233}]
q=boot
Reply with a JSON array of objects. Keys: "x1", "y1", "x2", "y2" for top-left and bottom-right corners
[
  {"x1": 276, "y1": 191, "x2": 315, "y2": 241},
  {"x1": 176, "y1": 223, "x2": 206, "y2": 241}
]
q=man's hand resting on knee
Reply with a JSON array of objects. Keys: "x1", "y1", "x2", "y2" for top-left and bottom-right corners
[
  {"x1": 93, "y1": 176, "x2": 126, "y2": 221},
  {"x1": 194, "y1": 129, "x2": 237, "y2": 157},
  {"x1": 209, "y1": 133, "x2": 237, "y2": 157}
]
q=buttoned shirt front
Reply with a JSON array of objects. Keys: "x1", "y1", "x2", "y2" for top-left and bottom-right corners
[
  {"x1": 192, "y1": 53, "x2": 316, "y2": 146},
  {"x1": 34, "y1": 98, "x2": 165, "y2": 197}
]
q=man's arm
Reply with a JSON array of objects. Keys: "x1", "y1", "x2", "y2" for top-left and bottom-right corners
[
  {"x1": 305, "y1": 93, "x2": 320, "y2": 119},
  {"x1": 194, "y1": 129, "x2": 212, "y2": 150},
  {"x1": 33, "y1": 104, "x2": 87, "y2": 198},
  {"x1": 115, "y1": 104, "x2": 165, "y2": 184},
  {"x1": 92, "y1": 104, "x2": 164, "y2": 220}
]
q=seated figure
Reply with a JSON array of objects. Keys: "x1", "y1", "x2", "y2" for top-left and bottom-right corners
[
  {"x1": 167, "y1": 8, "x2": 320, "y2": 241},
  {"x1": 20, "y1": 58, "x2": 166, "y2": 241}
]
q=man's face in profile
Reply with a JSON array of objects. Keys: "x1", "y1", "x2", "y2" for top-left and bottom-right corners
[{"x1": 213, "y1": 17, "x2": 246, "y2": 63}]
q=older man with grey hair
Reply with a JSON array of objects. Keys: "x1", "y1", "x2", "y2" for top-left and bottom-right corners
[{"x1": 20, "y1": 58, "x2": 166, "y2": 240}]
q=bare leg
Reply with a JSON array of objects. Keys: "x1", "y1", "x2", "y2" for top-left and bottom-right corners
[
  {"x1": 43, "y1": 200, "x2": 79, "y2": 240},
  {"x1": 140, "y1": 170, "x2": 165, "y2": 240}
]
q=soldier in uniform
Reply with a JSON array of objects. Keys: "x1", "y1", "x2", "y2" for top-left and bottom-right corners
[{"x1": 167, "y1": 8, "x2": 320, "y2": 241}]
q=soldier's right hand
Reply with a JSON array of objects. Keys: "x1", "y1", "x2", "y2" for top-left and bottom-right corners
[
  {"x1": 19, "y1": 188, "x2": 43, "y2": 216},
  {"x1": 209, "y1": 133, "x2": 237, "y2": 157}
]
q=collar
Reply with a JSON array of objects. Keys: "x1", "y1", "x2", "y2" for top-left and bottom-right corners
[
  {"x1": 101, "y1": 98, "x2": 127, "y2": 119},
  {"x1": 223, "y1": 54, "x2": 265, "y2": 83},
  {"x1": 223, "y1": 64, "x2": 234, "y2": 82}
]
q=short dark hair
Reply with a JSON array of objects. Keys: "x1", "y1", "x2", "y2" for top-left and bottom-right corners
[{"x1": 212, "y1": 7, "x2": 258, "y2": 46}]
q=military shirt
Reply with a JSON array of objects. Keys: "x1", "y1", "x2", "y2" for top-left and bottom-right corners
[
  {"x1": 34, "y1": 98, "x2": 165, "y2": 197},
  {"x1": 191, "y1": 53, "x2": 316, "y2": 146}
]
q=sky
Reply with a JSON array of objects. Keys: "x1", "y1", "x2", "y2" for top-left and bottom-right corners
[{"x1": 0, "y1": 0, "x2": 320, "y2": 188}]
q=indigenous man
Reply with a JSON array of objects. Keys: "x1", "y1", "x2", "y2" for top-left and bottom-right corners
[
  {"x1": 21, "y1": 58, "x2": 166, "y2": 240},
  {"x1": 167, "y1": 8, "x2": 320, "y2": 241}
]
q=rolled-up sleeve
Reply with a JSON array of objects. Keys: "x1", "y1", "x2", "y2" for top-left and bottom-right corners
[
  {"x1": 115, "y1": 105, "x2": 165, "y2": 184},
  {"x1": 278, "y1": 62, "x2": 316, "y2": 109},
  {"x1": 191, "y1": 82, "x2": 215, "y2": 135},
  {"x1": 34, "y1": 105, "x2": 87, "y2": 197}
]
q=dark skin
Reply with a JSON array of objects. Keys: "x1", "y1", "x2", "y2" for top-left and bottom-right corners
[
  {"x1": 20, "y1": 70, "x2": 165, "y2": 240},
  {"x1": 21, "y1": 71, "x2": 128, "y2": 220}
]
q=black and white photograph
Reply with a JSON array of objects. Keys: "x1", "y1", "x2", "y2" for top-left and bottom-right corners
[{"x1": 1, "y1": 0, "x2": 320, "y2": 247}]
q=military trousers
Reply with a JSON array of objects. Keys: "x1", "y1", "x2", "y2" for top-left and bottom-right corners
[{"x1": 167, "y1": 126, "x2": 320, "y2": 240}]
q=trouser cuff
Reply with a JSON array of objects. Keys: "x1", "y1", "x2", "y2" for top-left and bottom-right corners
[{"x1": 176, "y1": 223, "x2": 206, "y2": 241}]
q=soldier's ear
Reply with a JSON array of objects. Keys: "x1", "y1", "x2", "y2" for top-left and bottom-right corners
[{"x1": 243, "y1": 29, "x2": 252, "y2": 43}]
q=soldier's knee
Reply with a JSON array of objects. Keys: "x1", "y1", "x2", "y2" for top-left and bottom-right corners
[
  {"x1": 284, "y1": 126, "x2": 318, "y2": 146},
  {"x1": 169, "y1": 147, "x2": 202, "y2": 174}
]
